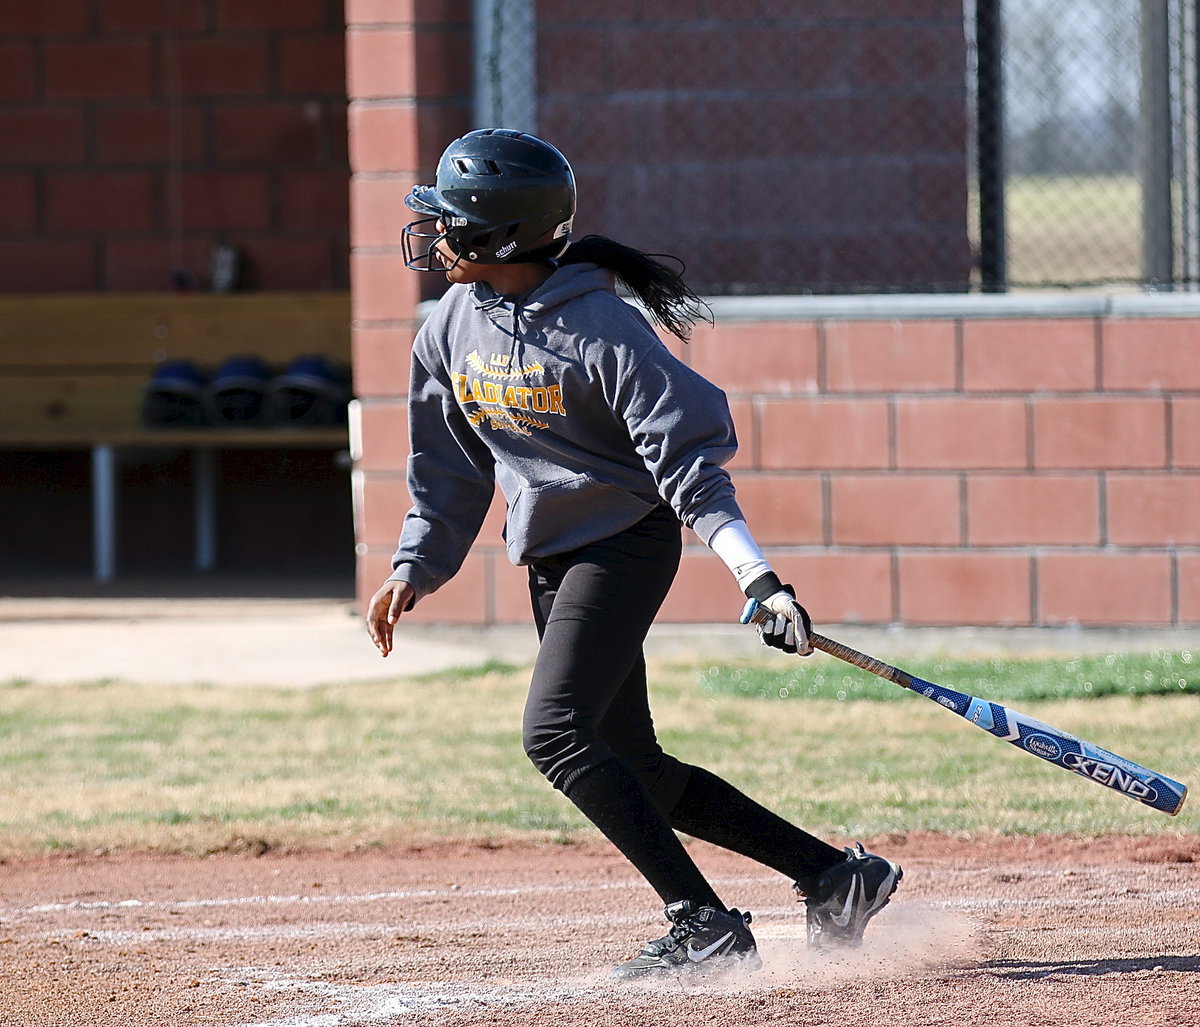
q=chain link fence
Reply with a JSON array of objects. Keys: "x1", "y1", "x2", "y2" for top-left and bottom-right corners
[
  {"x1": 472, "y1": 0, "x2": 1198, "y2": 295},
  {"x1": 984, "y1": 0, "x2": 1187, "y2": 290}
]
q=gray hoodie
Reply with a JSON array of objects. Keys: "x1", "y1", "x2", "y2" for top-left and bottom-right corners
[{"x1": 388, "y1": 262, "x2": 745, "y2": 603}]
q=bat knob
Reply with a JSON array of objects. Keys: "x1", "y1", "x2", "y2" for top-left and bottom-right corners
[{"x1": 740, "y1": 598, "x2": 760, "y2": 625}]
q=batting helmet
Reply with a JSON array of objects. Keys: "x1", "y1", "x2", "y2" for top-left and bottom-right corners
[{"x1": 402, "y1": 129, "x2": 576, "y2": 271}]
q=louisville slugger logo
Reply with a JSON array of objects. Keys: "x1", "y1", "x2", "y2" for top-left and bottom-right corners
[
  {"x1": 1063, "y1": 753, "x2": 1158, "y2": 802},
  {"x1": 1024, "y1": 734, "x2": 1063, "y2": 761}
]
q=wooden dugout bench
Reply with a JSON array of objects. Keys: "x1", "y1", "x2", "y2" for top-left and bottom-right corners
[{"x1": 0, "y1": 293, "x2": 352, "y2": 582}]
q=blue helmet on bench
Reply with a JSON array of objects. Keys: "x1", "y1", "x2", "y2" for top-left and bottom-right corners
[
  {"x1": 266, "y1": 356, "x2": 351, "y2": 426},
  {"x1": 207, "y1": 355, "x2": 272, "y2": 426},
  {"x1": 140, "y1": 360, "x2": 210, "y2": 428}
]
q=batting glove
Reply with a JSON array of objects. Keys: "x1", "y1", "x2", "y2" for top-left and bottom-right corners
[{"x1": 741, "y1": 572, "x2": 814, "y2": 657}]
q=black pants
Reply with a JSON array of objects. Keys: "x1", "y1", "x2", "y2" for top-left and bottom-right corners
[
  {"x1": 522, "y1": 503, "x2": 690, "y2": 808},
  {"x1": 520, "y1": 503, "x2": 846, "y2": 907}
]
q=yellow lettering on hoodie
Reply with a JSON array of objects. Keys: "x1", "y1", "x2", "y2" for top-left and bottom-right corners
[{"x1": 455, "y1": 366, "x2": 567, "y2": 433}]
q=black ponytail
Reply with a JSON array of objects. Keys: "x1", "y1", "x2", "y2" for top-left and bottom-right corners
[{"x1": 558, "y1": 235, "x2": 713, "y2": 341}]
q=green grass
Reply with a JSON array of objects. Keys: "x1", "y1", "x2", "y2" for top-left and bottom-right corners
[
  {"x1": 0, "y1": 653, "x2": 1195, "y2": 856},
  {"x1": 697, "y1": 649, "x2": 1198, "y2": 702}
]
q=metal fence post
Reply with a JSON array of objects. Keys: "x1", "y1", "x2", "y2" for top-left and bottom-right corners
[
  {"x1": 1141, "y1": 0, "x2": 1175, "y2": 288},
  {"x1": 976, "y1": 0, "x2": 1007, "y2": 292},
  {"x1": 1176, "y1": 0, "x2": 1200, "y2": 289}
]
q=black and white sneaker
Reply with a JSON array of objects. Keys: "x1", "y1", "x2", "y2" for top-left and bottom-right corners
[
  {"x1": 797, "y1": 843, "x2": 902, "y2": 950},
  {"x1": 612, "y1": 900, "x2": 761, "y2": 979}
]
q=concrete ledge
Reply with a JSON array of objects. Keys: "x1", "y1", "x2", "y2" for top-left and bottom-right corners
[
  {"x1": 419, "y1": 290, "x2": 1200, "y2": 324},
  {"x1": 705, "y1": 290, "x2": 1200, "y2": 321}
]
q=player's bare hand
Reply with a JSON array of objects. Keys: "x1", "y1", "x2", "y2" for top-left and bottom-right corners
[{"x1": 366, "y1": 580, "x2": 414, "y2": 657}]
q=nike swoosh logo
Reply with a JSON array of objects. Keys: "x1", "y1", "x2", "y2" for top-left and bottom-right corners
[
  {"x1": 829, "y1": 877, "x2": 859, "y2": 927},
  {"x1": 687, "y1": 931, "x2": 734, "y2": 961}
]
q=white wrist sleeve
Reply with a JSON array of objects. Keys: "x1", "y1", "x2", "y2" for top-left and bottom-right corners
[{"x1": 708, "y1": 519, "x2": 772, "y2": 593}]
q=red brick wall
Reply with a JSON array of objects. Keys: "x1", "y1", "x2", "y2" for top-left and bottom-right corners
[
  {"x1": 1, "y1": 0, "x2": 349, "y2": 292},
  {"x1": 345, "y1": 0, "x2": 471, "y2": 314},
  {"x1": 352, "y1": 310, "x2": 1200, "y2": 628},
  {"x1": 666, "y1": 314, "x2": 1198, "y2": 628}
]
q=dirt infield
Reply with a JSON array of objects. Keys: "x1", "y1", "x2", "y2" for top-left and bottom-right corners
[{"x1": 3, "y1": 833, "x2": 1198, "y2": 1027}]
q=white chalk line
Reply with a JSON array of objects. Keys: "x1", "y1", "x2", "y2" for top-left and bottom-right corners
[
  {"x1": 38, "y1": 889, "x2": 1142, "y2": 952},
  {"x1": 218, "y1": 967, "x2": 632, "y2": 1027},
  {"x1": 14, "y1": 878, "x2": 646, "y2": 916},
  {"x1": 53, "y1": 886, "x2": 1196, "y2": 951},
  {"x1": 43, "y1": 910, "x2": 717, "y2": 946},
  {"x1": 9, "y1": 873, "x2": 787, "y2": 917},
  {"x1": 17, "y1": 879, "x2": 1199, "y2": 923},
  {"x1": 39, "y1": 904, "x2": 815, "y2": 947},
  {"x1": 17, "y1": 859, "x2": 1170, "y2": 920},
  {"x1": 5, "y1": 860, "x2": 1115, "y2": 918}
]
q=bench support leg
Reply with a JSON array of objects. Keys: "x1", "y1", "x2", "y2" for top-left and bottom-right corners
[
  {"x1": 91, "y1": 444, "x2": 117, "y2": 582},
  {"x1": 193, "y1": 447, "x2": 217, "y2": 572}
]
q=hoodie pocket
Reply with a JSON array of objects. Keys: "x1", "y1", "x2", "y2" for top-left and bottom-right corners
[{"x1": 504, "y1": 473, "x2": 658, "y2": 563}]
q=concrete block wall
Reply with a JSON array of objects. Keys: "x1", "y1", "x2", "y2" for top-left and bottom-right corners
[
  {"x1": 1, "y1": 0, "x2": 349, "y2": 292},
  {"x1": 352, "y1": 300, "x2": 1200, "y2": 628}
]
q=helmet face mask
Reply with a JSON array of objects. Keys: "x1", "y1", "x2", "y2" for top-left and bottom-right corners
[
  {"x1": 401, "y1": 129, "x2": 576, "y2": 272},
  {"x1": 400, "y1": 211, "x2": 465, "y2": 272}
]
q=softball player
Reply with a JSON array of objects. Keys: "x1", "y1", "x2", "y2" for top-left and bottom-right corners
[{"x1": 366, "y1": 129, "x2": 901, "y2": 978}]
